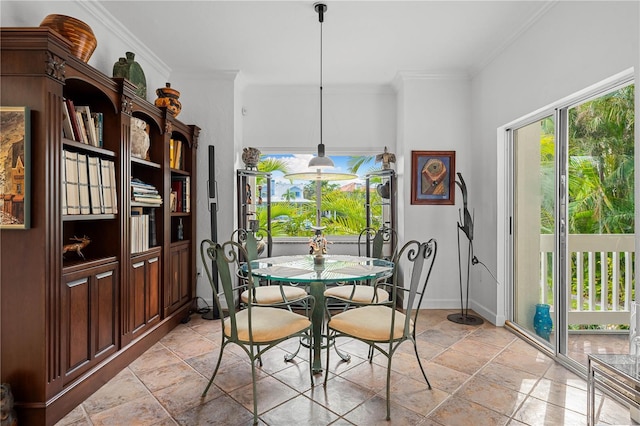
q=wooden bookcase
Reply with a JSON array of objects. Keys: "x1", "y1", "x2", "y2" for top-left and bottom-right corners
[{"x1": 0, "y1": 27, "x2": 199, "y2": 425}]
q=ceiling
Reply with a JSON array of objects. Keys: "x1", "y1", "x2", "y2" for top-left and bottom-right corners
[{"x1": 98, "y1": 1, "x2": 554, "y2": 86}]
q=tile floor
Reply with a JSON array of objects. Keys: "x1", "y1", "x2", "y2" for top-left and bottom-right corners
[{"x1": 57, "y1": 309, "x2": 632, "y2": 425}]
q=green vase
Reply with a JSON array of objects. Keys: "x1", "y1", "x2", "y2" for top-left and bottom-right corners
[{"x1": 112, "y1": 52, "x2": 147, "y2": 100}]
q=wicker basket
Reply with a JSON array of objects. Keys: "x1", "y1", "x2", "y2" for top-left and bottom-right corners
[{"x1": 40, "y1": 14, "x2": 97, "y2": 62}]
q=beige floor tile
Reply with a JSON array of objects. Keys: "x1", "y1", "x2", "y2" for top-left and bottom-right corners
[
  {"x1": 343, "y1": 394, "x2": 426, "y2": 425},
  {"x1": 512, "y1": 395, "x2": 587, "y2": 425},
  {"x1": 430, "y1": 347, "x2": 491, "y2": 375},
  {"x1": 88, "y1": 394, "x2": 171, "y2": 426},
  {"x1": 305, "y1": 376, "x2": 376, "y2": 415},
  {"x1": 172, "y1": 393, "x2": 256, "y2": 425},
  {"x1": 454, "y1": 375, "x2": 527, "y2": 417},
  {"x1": 261, "y1": 394, "x2": 339, "y2": 425},
  {"x1": 427, "y1": 395, "x2": 510, "y2": 426},
  {"x1": 228, "y1": 374, "x2": 299, "y2": 415},
  {"x1": 477, "y1": 362, "x2": 540, "y2": 394},
  {"x1": 82, "y1": 368, "x2": 150, "y2": 415}
]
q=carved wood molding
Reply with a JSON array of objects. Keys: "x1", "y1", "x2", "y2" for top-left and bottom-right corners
[
  {"x1": 45, "y1": 51, "x2": 65, "y2": 82},
  {"x1": 121, "y1": 96, "x2": 133, "y2": 115},
  {"x1": 192, "y1": 127, "x2": 200, "y2": 149},
  {"x1": 164, "y1": 121, "x2": 173, "y2": 135}
]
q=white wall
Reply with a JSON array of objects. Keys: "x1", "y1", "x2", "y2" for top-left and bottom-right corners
[
  {"x1": 172, "y1": 72, "x2": 239, "y2": 302},
  {"x1": 394, "y1": 74, "x2": 472, "y2": 309},
  {"x1": 242, "y1": 85, "x2": 397, "y2": 155},
  {"x1": 470, "y1": 1, "x2": 640, "y2": 325}
]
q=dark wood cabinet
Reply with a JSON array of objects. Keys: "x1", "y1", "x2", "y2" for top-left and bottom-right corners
[
  {"x1": 167, "y1": 241, "x2": 191, "y2": 315},
  {"x1": 130, "y1": 248, "x2": 161, "y2": 339},
  {"x1": 61, "y1": 259, "x2": 119, "y2": 384},
  {"x1": 0, "y1": 28, "x2": 199, "y2": 425}
]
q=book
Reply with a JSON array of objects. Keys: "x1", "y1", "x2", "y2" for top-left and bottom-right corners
[
  {"x1": 76, "y1": 105, "x2": 98, "y2": 147},
  {"x1": 64, "y1": 150, "x2": 80, "y2": 215},
  {"x1": 108, "y1": 159, "x2": 118, "y2": 214},
  {"x1": 171, "y1": 176, "x2": 190, "y2": 212},
  {"x1": 100, "y1": 158, "x2": 113, "y2": 214},
  {"x1": 61, "y1": 100, "x2": 74, "y2": 140},
  {"x1": 75, "y1": 110, "x2": 89, "y2": 145},
  {"x1": 92, "y1": 112, "x2": 103, "y2": 147},
  {"x1": 174, "y1": 140, "x2": 182, "y2": 170},
  {"x1": 77, "y1": 153, "x2": 91, "y2": 214},
  {"x1": 64, "y1": 98, "x2": 82, "y2": 142},
  {"x1": 61, "y1": 150, "x2": 68, "y2": 214},
  {"x1": 171, "y1": 179, "x2": 183, "y2": 212},
  {"x1": 87, "y1": 156, "x2": 103, "y2": 214},
  {"x1": 169, "y1": 139, "x2": 175, "y2": 168}
]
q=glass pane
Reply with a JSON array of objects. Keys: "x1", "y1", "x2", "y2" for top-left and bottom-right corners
[
  {"x1": 513, "y1": 115, "x2": 556, "y2": 347},
  {"x1": 566, "y1": 84, "x2": 635, "y2": 366}
]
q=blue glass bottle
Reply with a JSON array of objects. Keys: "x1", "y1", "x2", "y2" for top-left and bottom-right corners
[{"x1": 533, "y1": 303, "x2": 553, "y2": 341}]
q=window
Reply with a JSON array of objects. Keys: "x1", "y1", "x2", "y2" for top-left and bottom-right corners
[{"x1": 254, "y1": 154, "x2": 386, "y2": 237}]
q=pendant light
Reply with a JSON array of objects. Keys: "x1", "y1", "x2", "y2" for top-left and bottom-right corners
[
  {"x1": 285, "y1": 2, "x2": 356, "y2": 183},
  {"x1": 308, "y1": 2, "x2": 334, "y2": 169}
]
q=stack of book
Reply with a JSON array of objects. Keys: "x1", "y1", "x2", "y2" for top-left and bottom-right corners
[
  {"x1": 62, "y1": 98, "x2": 103, "y2": 147},
  {"x1": 130, "y1": 207, "x2": 149, "y2": 253},
  {"x1": 170, "y1": 176, "x2": 190, "y2": 213},
  {"x1": 131, "y1": 178, "x2": 162, "y2": 206},
  {"x1": 62, "y1": 150, "x2": 117, "y2": 215}
]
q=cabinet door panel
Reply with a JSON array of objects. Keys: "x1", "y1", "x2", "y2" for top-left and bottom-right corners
[
  {"x1": 131, "y1": 260, "x2": 146, "y2": 331},
  {"x1": 95, "y1": 269, "x2": 117, "y2": 356},
  {"x1": 66, "y1": 277, "x2": 91, "y2": 373},
  {"x1": 178, "y1": 248, "x2": 190, "y2": 304},
  {"x1": 147, "y1": 256, "x2": 160, "y2": 322}
]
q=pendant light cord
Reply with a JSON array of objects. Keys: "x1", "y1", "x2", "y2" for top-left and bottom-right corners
[{"x1": 319, "y1": 6, "x2": 324, "y2": 148}]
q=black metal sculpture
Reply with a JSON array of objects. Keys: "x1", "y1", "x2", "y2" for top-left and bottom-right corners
[{"x1": 447, "y1": 172, "x2": 484, "y2": 325}]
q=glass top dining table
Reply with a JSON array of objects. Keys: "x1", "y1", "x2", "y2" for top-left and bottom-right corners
[{"x1": 247, "y1": 254, "x2": 394, "y2": 373}]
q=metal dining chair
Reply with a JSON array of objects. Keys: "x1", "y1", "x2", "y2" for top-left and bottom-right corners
[
  {"x1": 232, "y1": 227, "x2": 308, "y2": 307},
  {"x1": 323, "y1": 226, "x2": 398, "y2": 306},
  {"x1": 323, "y1": 238, "x2": 437, "y2": 420},
  {"x1": 200, "y1": 239, "x2": 315, "y2": 425}
]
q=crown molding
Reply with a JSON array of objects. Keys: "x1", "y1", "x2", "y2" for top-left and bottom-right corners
[{"x1": 76, "y1": 0, "x2": 171, "y2": 79}]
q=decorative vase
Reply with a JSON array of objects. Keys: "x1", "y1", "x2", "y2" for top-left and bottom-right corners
[
  {"x1": 113, "y1": 52, "x2": 147, "y2": 99},
  {"x1": 377, "y1": 181, "x2": 391, "y2": 199},
  {"x1": 130, "y1": 117, "x2": 150, "y2": 160},
  {"x1": 40, "y1": 14, "x2": 97, "y2": 62},
  {"x1": 242, "y1": 147, "x2": 261, "y2": 170},
  {"x1": 154, "y1": 83, "x2": 182, "y2": 117},
  {"x1": 533, "y1": 303, "x2": 553, "y2": 341}
]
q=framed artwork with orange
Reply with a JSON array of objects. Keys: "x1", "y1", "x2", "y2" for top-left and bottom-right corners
[{"x1": 411, "y1": 150, "x2": 455, "y2": 205}]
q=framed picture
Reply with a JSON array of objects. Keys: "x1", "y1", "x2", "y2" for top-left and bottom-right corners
[
  {"x1": 411, "y1": 150, "x2": 455, "y2": 205},
  {"x1": 0, "y1": 106, "x2": 31, "y2": 229}
]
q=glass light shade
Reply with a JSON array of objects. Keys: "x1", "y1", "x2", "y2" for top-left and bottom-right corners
[
  {"x1": 308, "y1": 143, "x2": 334, "y2": 168},
  {"x1": 308, "y1": 155, "x2": 334, "y2": 168}
]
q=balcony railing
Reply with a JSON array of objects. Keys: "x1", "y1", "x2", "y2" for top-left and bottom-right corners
[{"x1": 540, "y1": 234, "x2": 635, "y2": 326}]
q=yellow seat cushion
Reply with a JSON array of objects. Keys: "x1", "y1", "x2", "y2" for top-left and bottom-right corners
[
  {"x1": 328, "y1": 305, "x2": 412, "y2": 341},
  {"x1": 240, "y1": 285, "x2": 308, "y2": 305},
  {"x1": 324, "y1": 285, "x2": 389, "y2": 304},
  {"x1": 224, "y1": 306, "x2": 311, "y2": 343}
]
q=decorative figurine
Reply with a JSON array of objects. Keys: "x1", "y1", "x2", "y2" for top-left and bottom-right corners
[
  {"x1": 375, "y1": 146, "x2": 396, "y2": 170},
  {"x1": 242, "y1": 147, "x2": 261, "y2": 170},
  {"x1": 246, "y1": 183, "x2": 252, "y2": 204},
  {"x1": 309, "y1": 226, "x2": 329, "y2": 265},
  {"x1": 62, "y1": 235, "x2": 91, "y2": 260}
]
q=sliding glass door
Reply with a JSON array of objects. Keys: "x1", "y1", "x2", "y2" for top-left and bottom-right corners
[{"x1": 510, "y1": 79, "x2": 635, "y2": 369}]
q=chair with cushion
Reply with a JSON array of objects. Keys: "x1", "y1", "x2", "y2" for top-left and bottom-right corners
[
  {"x1": 232, "y1": 227, "x2": 308, "y2": 307},
  {"x1": 324, "y1": 226, "x2": 398, "y2": 306},
  {"x1": 323, "y1": 238, "x2": 437, "y2": 420},
  {"x1": 200, "y1": 239, "x2": 314, "y2": 425}
]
